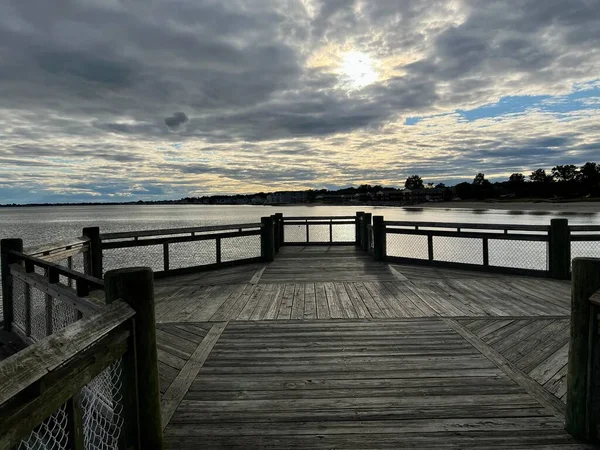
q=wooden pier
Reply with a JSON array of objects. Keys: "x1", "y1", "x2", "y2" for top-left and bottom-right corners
[
  {"x1": 2, "y1": 214, "x2": 600, "y2": 449},
  {"x1": 154, "y1": 245, "x2": 580, "y2": 448}
]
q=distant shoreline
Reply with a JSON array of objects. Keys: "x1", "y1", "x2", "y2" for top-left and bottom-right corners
[
  {"x1": 2, "y1": 199, "x2": 600, "y2": 213},
  {"x1": 418, "y1": 200, "x2": 600, "y2": 212}
]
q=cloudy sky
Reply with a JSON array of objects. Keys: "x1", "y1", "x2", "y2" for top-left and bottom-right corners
[{"x1": 1, "y1": 0, "x2": 599, "y2": 203}]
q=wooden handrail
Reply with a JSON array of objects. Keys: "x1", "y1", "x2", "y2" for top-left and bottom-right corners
[
  {"x1": 569, "y1": 225, "x2": 600, "y2": 232},
  {"x1": 385, "y1": 228, "x2": 549, "y2": 242},
  {"x1": 8, "y1": 251, "x2": 104, "y2": 289},
  {"x1": 0, "y1": 301, "x2": 134, "y2": 449},
  {"x1": 100, "y1": 223, "x2": 262, "y2": 240},
  {"x1": 283, "y1": 220, "x2": 356, "y2": 225},
  {"x1": 384, "y1": 221, "x2": 551, "y2": 232},
  {"x1": 24, "y1": 237, "x2": 89, "y2": 257},
  {"x1": 10, "y1": 264, "x2": 102, "y2": 315},
  {"x1": 101, "y1": 229, "x2": 260, "y2": 250},
  {"x1": 283, "y1": 216, "x2": 356, "y2": 220},
  {"x1": 571, "y1": 234, "x2": 600, "y2": 241}
]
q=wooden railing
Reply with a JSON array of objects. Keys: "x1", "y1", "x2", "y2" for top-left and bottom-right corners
[
  {"x1": 0, "y1": 263, "x2": 164, "y2": 449},
  {"x1": 100, "y1": 221, "x2": 266, "y2": 277},
  {"x1": 566, "y1": 257, "x2": 600, "y2": 442},
  {"x1": 280, "y1": 215, "x2": 358, "y2": 245},
  {"x1": 1, "y1": 239, "x2": 104, "y2": 340},
  {"x1": 374, "y1": 218, "x2": 572, "y2": 278}
]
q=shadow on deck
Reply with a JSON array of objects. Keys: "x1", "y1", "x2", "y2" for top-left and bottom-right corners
[{"x1": 154, "y1": 246, "x2": 585, "y2": 449}]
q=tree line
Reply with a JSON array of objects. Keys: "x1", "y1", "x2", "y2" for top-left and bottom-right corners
[{"x1": 404, "y1": 162, "x2": 600, "y2": 200}]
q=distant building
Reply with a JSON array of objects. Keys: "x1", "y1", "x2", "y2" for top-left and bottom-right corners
[
  {"x1": 402, "y1": 188, "x2": 444, "y2": 203},
  {"x1": 266, "y1": 191, "x2": 308, "y2": 204}
]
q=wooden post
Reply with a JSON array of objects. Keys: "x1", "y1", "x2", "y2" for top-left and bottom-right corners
[
  {"x1": 372, "y1": 216, "x2": 386, "y2": 261},
  {"x1": 427, "y1": 233, "x2": 434, "y2": 261},
  {"x1": 362, "y1": 213, "x2": 372, "y2": 251},
  {"x1": 483, "y1": 238, "x2": 489, "y2": 267},
  {"x1": 274, "y1": 213, "x2": 283, "y2": 251},
  {"x1": 105, "y1": 267, "x2": 161, "y2": 449},
  {"x1": 82, "y1": 227, "x2": 102, "y2": 278},
  {"x1": 46, "y1": 267, "x2": 59, "y2": 336},
  {"x1": 549, "y1": 219, "x2": 570, "y2": 279},
  {"x1": 66, "y1": 393, "x2": 85, "y2": 450},
  {"x1": 163, "y1": 242, "x2": 169, "y2": 272},
  {"x1": 566, "y1": 257, "x2": 600, "y2": 440},
  {"x1": 329, "y1": 219, "x2": 333, "y2": 243},
  {"x1": 355, "y1": 212, "x2": 364, "y2": 247},
  {"x1": 1, "y1": 239, "x2": 23, "y2": 332},
  {"x1": 261, "y1": 217, "x2": 275, "y2": 262}
]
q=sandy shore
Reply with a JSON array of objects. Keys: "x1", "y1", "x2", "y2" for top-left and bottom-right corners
[{"x1": 421, "y1": 201, "x2": 600, "y2": 213}]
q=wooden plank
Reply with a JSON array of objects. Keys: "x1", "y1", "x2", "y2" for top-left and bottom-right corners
[
  {"x1": 290, "y1": 284, "x2": 305, "y2": 320},
  {"x1": 276, "y1": 285, "x2": 295, "y2": 320},
  {"x1": 303, "y1": 284, "x2": 317, "y2": 319},
  {"x1": 443, "y1": 318, "x2": 566, "y2": 420},
  {"x1": 161, "y1": 322, "x2": 227, "y2": 428},
  {"x1": 249, "y1": 265, "x2": 267, "y2": 285},
  {"x1": 315, "y1": 283, "x2": 330, "y2": 319}
]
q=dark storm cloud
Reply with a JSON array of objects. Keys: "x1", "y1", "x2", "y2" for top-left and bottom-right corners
[{"x1": 164, "y1": 112, "x2": 188, "y2": 130}]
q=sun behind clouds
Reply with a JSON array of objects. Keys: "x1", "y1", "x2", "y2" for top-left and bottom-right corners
[{"x1": 339, "y1": 51, "x2": 378, "y2": 89}]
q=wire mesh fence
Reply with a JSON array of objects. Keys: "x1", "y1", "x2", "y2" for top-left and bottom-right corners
[
  {"x1": 221, "y1": 235, "x2": 261, "y2": 262},
  {"x1": 17, "y1": 402, "x2": 70, "y2": 450},
  {"x1": 332, "y1": 224, "x2": 355, "y2": 242},
  {"x1": 81, "y1": 358, "x2": 125, "y2": 450},
  {"x1": 103, "y1": 245, "x2": 164, "y2": 274},
  {"x1": 169, "y1": 240, "x2": 217, "y2": 270},
  {"x1": 488, "y1": 239, "x2": 548, "y2": 271},
  {"x1": 386, "y1": 233, "x2": 429, "y2": 260},
  {"x1": 283, "y1": 224, "x2": 305, "y2": 243},
  {"x1": 11, "y1": 276, "x2": 81, "y2": 342},
  {"x1": 571, "y1": 240, "x2": 600, "y2": 260},
  {"x1": 283, "y1": 222, "x2": 356, "y2": 244},
  {"x1": 15, "y1": 357, "x2": 125, "y2": 450},
  {"x1": 433, "y1": 236, "x2": 483, "y2": 265}
]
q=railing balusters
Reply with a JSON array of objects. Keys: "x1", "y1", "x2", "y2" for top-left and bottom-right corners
[
  {"x1": 46, "y1": 266, "x2": 59, "y2": 335},
  {"x1": 216, "y1": 237, "x2": 222, "y2": 264},
  {"x1": 163, "y1": 242, "x2": 170, "y2": 272},
  {"x1": 483, "y1": 238, "x2": 489, "y2": 267}
]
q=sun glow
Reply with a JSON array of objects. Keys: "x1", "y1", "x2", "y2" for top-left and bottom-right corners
[{"x1": 340, "y1": 51, "x2": 378, "y2": 89}]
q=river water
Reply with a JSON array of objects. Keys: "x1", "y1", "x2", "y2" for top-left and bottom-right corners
[{"x1": 2, "y1": 204, "x2": 599, "y2": 246}]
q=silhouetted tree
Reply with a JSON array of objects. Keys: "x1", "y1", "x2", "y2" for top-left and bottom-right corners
[
  {"x1": 473, "y1": 173, "x2": 490, "y2": 186},
  {"x1": 580, "y1": 162, "x2": 600, "y2": 196},
  {"x1": 405, "y1": 175, "x2": 424, "y2": 189},
  {"x1": 551, "y1": 165, "x2": 579, "y2": 182},
  {"x1": 530, "y1": 169, "x2": 552, "y2": 183},
  {"x1": 435, "y1": 183, "x2": 446, "y2": 189},
  {"x1": 508, "y1": 173, "x2": 526, "y2": 183}
]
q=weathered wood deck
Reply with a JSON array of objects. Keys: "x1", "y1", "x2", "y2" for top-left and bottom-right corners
[{"x1": 153, "y1": 246, "x2": 586, "y2": 449}]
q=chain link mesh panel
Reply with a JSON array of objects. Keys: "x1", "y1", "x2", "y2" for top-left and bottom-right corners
[
  {"x1": 283, "y1": 224, "x2": 305, "y2": 243},
  {"x1": 169, "y1": 240, "x2": 217, "y2": 270},
  {"x1": 10, "y1": 274, "x2": 80, "y2": 342},
  {"x1": 433, "y1": 236, "x2": 483, "y2": 265},
  {"x1": 571, "y1": 240, "x2": 600, "y2": 260},
  {"x1": 81, "y1": 358, "x2": 124, "y2": 450},
  {"x1": 308, "y1": 224, "x2": 329, "y2": 243},
  {"x1": 103, "y1": 245, "x2": 164, "y2": 274},
  {"x1": 221, "y1": 235, "x2": 261, "y2": 262},
  {"x1": 17, "y1": 402, "x2": 69, "y2": 450},
  {"x1": 331, "y1": 224, "x2": 355, "y2": 242},
  {"x1": 386, "y1": 233, "x2": 429, "y2": 259},
  {"x1": 488, "y1": 239, "x2": 548, "y2": 271}
]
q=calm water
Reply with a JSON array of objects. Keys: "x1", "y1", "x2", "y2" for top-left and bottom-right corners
[{"x1": 1, "y1": 204, "x2": 599, "y2": 246}]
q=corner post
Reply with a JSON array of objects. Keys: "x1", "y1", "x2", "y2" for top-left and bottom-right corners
[
  {"x1": 276, "y1": 213, "x2": 285, "y2": 247},
  {"x1": 261, "y1": 216, "x2": 275, "y2": 262},
  {"x1": 362, "y1": 213, "x2": 372, "y2": 251},
  {"x1": 105, "y1": 267, "x2": 162, "y2": 449},
  {"x1": 566, "y1": 257, "x2": 600, "y2": 441},
  {"x1": 82, "y1": 227, "x2": 102, "y2": 278},
  {"x1": 1, "y1": 238, "x2": 23, "y2": 332},
  {"x1": 373, "y1": 216, "x2": 386, "y2": 261},
  {"x1": 274, "y1": 213, "x2": 283, "y2": 252},
  {"x1": 549, "y1": 219, "x2": 570, "y2": 279},
  {"x1": 355, "y1": 212, "x2": 364, "y2": 247}
]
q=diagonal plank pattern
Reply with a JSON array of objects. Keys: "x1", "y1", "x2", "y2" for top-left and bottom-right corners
[
  {"x1": 458, "y1": 317, "x2": 571, "y2": 403},
  {"x1": 163, "y1": 319, "x2": 585, "y2": 449}
]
